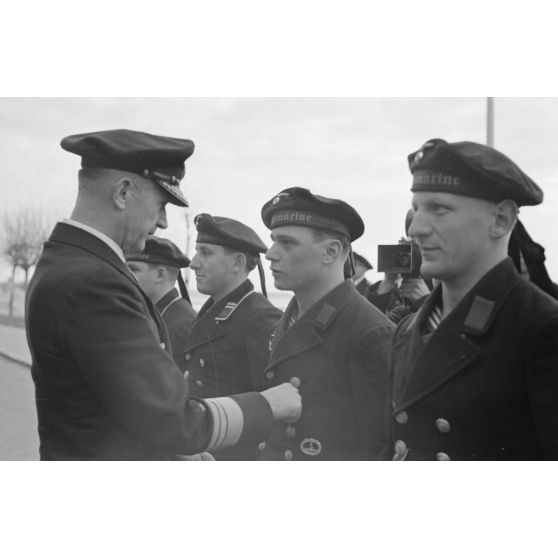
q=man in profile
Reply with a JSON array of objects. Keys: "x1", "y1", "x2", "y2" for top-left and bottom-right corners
[
  {"x1": 186, "y1": 214, "x2": 282, "y2": 459},
  {"x1": 25, "y1": 128, "x2": 301, "y2": 460},
  {"x1": 259, "y1": 187, "x2": 394, "y2": 460},
  {"x1": 389, "y1": 138, "x2": 558, "y2": 460},
  {"x1": 126, "y1": 236, "x2": 196, "y2": 372}
]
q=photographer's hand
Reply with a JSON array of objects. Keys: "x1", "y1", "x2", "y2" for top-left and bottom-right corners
[
  {"x1": 400, "y1": 277, "x2": 430, "y2": 302},
  {"x1": 377, "y1": 272, "x2": 399, "y2": 295}
]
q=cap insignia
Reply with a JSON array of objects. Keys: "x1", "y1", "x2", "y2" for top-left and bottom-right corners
[
  {"x1": 143, "y1": 169, "x2": 180, "y2": 187},
  {"x1": 272, "y1": 193, "x2": 290, "y2": 204}
]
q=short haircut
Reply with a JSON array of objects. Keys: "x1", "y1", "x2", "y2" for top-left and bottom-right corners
[
  {"x1": 311, "y1": 228, "x2": 351, "y2": 254},
  {"x1": 162, "y1": 265, "x2": 180, "y2": 281},
  {"x1": 223, "y1": 247, "x2": 259, "y2": 272},
  {"x1": 78, "y1": 167, "x2": 132, "y2": 192},
  {"x1": 135, "y1": 261, "x2": 180, "y2": 282},
  {"x1": 78, "y1": 167, "x2": 113, "y2": 182}
]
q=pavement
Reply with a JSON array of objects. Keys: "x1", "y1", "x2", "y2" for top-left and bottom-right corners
[
  {"x1": 0, "y1": 323, "x2": 31, "y2": 368},
  {"x1": 0, "y1": 323, "x2": 38, "y2": 460},
  {"x1": 0, "y1": 299, "x2": 299, "y2": 461}
]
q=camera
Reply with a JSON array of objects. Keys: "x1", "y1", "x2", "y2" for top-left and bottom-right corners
[{"x1": 377, "y1": 241, "x2": 422, "y2": 278}]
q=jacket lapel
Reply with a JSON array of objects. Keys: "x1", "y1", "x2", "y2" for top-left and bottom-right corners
[
  {"x1": 156, "y1": 288, "x2": 180, "y2": 314},
  {"x1": 185, "y1": 280, "x2": 254, "y2": 351},
  {"x1": 395, "y1": 258, "x2": 522, "y2": 411},
  {"x1": 266, "y1": 280, "x2": 356, "y2": 370},
  {"x1": 395, "y1": 316, "x2": 481, "y2": 412},
  {"x1": 269, "y1": 297, "x2": 296, "y2": 354}
]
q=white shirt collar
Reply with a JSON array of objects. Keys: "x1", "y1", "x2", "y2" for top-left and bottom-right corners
[{"x1": 62, "y1": 218, "x2": 126, "y2": 263}]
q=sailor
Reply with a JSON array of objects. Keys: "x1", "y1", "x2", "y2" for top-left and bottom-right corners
[
  {"x1": 126, "y1": 235, "x2": 196, "y2": 372},
  {"x1": 186, "y1": 213, "x2": 282, "y2": 460},
  {"x1": 389, "y1": 138, "x2": 558, "y2": 460},
  {"x1": 259, "y1": 187, "x2": 395, "y2": 460}
]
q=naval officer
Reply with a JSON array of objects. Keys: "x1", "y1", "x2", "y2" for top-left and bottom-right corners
[{"x1": 25, "y1": 128, "x2": 301, "y2": 460}]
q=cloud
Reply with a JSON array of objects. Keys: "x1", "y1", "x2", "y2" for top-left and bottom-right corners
[{"x1": 2, "y1": 97, "x2": 557, "y2": 282}]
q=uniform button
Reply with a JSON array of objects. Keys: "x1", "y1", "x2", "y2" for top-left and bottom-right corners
[
  {"x1": 284, "y1": 449, "x2": 293, "y2": 460},
  {"x1": 435, "y1": 418, "x2": 451, "y2": 433},
  {"x1": 185, "y1": 353, "x2": 190, "y2": 361},
  {"x1": 395, "y1": 411, "x2": 408, "y2": 424},
  {"x1": 258, "y1": 441, "x2": 266, "y2": 452},
  {"x1": 195, "y1": 380, "x2": 204, "y2": 387},
  {"x1": 265, "y1": 370, "x2": 275, "y2": 380},
  {"x1": 286, "y1": 426, "x2": 296, "y2": 438},
  {"x1": 436, "y1": 452, "x2": 451, "y2": 461},
  {"x1": 394, "y1": 439, "x2": 407, "y2": 454},
  {"x1": 199, "y1": 358, "x2": 205, "y2": 368},
  {"x1": 290, "y1": 376, "x2": 301, "y2": 388}
]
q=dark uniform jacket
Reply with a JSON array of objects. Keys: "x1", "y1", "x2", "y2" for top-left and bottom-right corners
[
  {"x1": 186, "y1": 279, "x2": 282, "y2": 459},
  {"x1": 366, "y1": 281, "x2": 427, "y2": 324},
  {"x1": 389, "y1": 258, "x2": 558, "y2": 461},
  {"x1": 259, "y1": 280, "x2": 395, "y2": 461},
  {"x1": 366, "y1": 280, "x2": 402, "y2": 314},
  {"x1": 354, "y1": 277, "x2": 371, "y2": 297},
  {"x1": 156, "y1": 287, "x2": 196, "y2": 372},
  {"x1": 25, "y1": 223, "x2": 272, "y2": 460}
]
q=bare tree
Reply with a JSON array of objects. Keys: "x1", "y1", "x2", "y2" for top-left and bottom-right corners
[
  {"x1": 183, "y1": 208, "x2": 191, "y2": 258},
  {"x1": 1, "y1": 206, "x2": 50, "y2": 316}
]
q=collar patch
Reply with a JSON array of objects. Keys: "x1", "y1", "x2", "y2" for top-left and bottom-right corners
[
  {"x1": 463, "y1": 295, "x2": 495, "y2": 333},
  {"x1": 314, "y1": 303, "x2": 336, "y2": 328}
]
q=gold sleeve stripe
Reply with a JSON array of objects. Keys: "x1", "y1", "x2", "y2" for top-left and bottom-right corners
[{"x1": 205, "y1": 397, "x2": 244, "y2": 451}]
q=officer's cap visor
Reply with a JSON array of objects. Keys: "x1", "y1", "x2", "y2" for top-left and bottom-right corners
[{"x1": 144, "y1": 170, "x2": 189, "y2": 207}]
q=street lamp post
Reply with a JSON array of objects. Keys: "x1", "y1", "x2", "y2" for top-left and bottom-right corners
[{"x1": 486, "y1": 97, "x2": 494, "y2": 147}]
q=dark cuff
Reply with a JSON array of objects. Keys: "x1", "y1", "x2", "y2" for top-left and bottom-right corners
[{"x1": 230, "y1": 392, "x2": 274, "y2": 444}]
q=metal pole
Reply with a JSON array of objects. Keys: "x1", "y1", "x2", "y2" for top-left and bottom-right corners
[
  {"x1": 486, "y1": 97, "x2": 494, "y2": 147},
  {"x1": 183, "y1": 208, "x2": 191, "y2": 289}
]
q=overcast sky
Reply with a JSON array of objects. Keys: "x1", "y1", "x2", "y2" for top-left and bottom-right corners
[
  {"x1": 3, "y1": 1, "x2": 558, "y2": 543},
  {"x1": 1, "y1": 97, "x2": 557, "y2": 286}
]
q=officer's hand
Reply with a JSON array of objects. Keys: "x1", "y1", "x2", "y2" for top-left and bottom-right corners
[
  {"x1": 400, "y1": 277, "x2": 430, "y2": 302},
  {"x1": 175, "y1": 452, "x2": 215, "y2": 461},
  {"x1": 261, "y1": 382, "x2": 302, "y2": 423}
]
